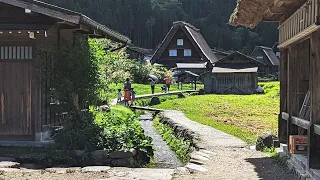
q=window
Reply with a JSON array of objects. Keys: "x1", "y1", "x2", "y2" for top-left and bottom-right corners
[
  {"x1": 0, "y1": 46, "x2": 33, "y2": 60},
  {"x1": 184, "y1": 49, "x2": 192, "y2": 56},
  {"x1": 177, "y1": 39, "x2": 184, "y2": 46},
  {"x1": 169, "y1": 49, "x2": 177, "y2": 56},
  {"x1": 276, "y1": 52, "x2": 280, "y2": 57}
]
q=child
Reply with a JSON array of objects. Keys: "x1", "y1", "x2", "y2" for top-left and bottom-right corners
[
  {"x1": 117, "y1": 89, "x2": 122, "y2": 103},
  {"x1": 131, "y1": 88, "x2": 136, "y2": 106}
]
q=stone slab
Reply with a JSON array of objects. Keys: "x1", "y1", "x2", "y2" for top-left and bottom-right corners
[
  {"x1": 106, "y1": 168, "x2": 175, "y2": 180},
  {"x1": 185, "y1": 163, "x2": 208, "y2": 173},
  {"x1": 81, "y1": 166, "x2": 111, "y2": 173},
  {"x1": 190, "y1": 154, "x2": 209, "y2": 162},
  {"x1": 0, "y1": 168, "x2": 21, "y2": 172},
  {"x1": 0, "y1": 161, "x2": 20, "y2": 168}
]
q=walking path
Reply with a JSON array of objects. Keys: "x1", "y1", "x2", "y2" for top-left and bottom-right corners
[
  {"x1": 110, "y1": 90, "x2": 198, "y2": 105},
  {"x1": 139, "y1": 113, "x2": 182, "y2": 168},
  {"x1": 163, "y1": 110, "x2": 296, "y2": 180}
]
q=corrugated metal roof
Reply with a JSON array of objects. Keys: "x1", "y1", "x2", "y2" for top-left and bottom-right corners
[
  {"x1": 176, "y1": 63, "x2": 207, "y2": 69},
  {"x1": 212, "y1": 67, "x2": 258, "y2": 73}
]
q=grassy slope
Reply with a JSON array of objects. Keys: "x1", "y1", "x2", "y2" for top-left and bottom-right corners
[{"x1": 153, "y1": 82, "x2": 280, "y2": 144}]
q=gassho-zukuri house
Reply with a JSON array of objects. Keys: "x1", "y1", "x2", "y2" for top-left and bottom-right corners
[
  {"x1": 230, "y1": 0, "x2": 320, "y2": 177},
  {"x1": 150, "y1": 21, "x2": 217, "y2": 74},
  {"x1": 0, "y1": 0, "x2": 130, "y2": 141}
]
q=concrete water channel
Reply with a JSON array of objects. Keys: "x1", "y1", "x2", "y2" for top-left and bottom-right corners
[{"x1": 138, "y1": 112, "x2": 183, "y2": 168}]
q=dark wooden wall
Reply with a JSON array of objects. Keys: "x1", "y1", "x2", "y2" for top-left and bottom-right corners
[
  {"x1": 158, "y1": 28, "x2": 203, "y2": 67},
  {"x1": 203, "y1": 72, "x2": 258, "y2": 94}
]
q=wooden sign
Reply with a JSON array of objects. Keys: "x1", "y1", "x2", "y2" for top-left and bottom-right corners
[{"x1": 289, "y1": 135, "x2": 308, "y2": 154}]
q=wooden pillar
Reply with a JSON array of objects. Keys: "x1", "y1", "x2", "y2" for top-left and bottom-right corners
[
  {"x1": 308, "y1": 31, "x2": 320, "y2": 169},
  {"x1": 287, "y1": 44, "x2": 299, "y2": 144},
  {"x1": 279, "y1": 49, "x2": 288, "y2": 143}
]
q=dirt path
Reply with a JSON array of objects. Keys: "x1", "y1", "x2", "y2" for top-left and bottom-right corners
[{"x1": 164, "y1": 110, "x2": 296, "y2": 180}]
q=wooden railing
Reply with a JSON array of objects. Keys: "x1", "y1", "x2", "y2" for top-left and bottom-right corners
[{"x1": 279, "y1": 0, "x2": 320, "y2": 48}]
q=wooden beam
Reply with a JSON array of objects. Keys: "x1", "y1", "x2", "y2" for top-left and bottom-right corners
[
  {"x1": 287, "y1": 44, "x2": 299, "y2": 144},
  {"x1": 0, "y1": 0, "x2": 80, "y2": 24},
  {"x1": 292, "y1": 116, "x2": 310, "y2": 129},
  {"x1": 282, "y1": 112, "x2": 289, "y2": 121},
  {"x1": 314, "y1": 124, "x2": 320, "y2": 135},
  {"x1": 308, "y1": 30, "x2": 320, "y2": 169}
]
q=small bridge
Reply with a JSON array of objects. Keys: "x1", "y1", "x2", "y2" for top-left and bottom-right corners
[
  {"x1": 135, "y1": 90, "x2": 198, "y2": 100},
  {"x1": 130, "y1": 106, "x2": 163, "y2": 112}
]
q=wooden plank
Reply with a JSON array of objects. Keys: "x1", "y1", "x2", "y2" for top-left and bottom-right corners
[
  {"x1": 308, "y1": 30, "x2": 320, "y2": 169},
  {"x1": 130, "y1": 106, "x2": 163, "y2": 112},
  {"x1": 292, "y1": 116, "x2": 310, "y2": 129},
  {"x1": 314, "y1": 124, "x2": 320, "y2": 136},
  {"x1": 0, "y1": 0, "x2": 80, "y2": 24},
  {"x1": 282, "y1": 112, "x2": 290, "y2": 121},
  {"x1": 287, "y1": 44, "x2": 299, "y2": 144}
]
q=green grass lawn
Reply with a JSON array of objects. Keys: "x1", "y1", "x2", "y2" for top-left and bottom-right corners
[
  {"x1": 153, "y1": 82, "x2": 280, "y2": 144},
  {"x1": 107, "y1": 83, "x2": 204, "y2": 101}
]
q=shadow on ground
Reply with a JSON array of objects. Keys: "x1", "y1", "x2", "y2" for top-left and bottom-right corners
[{"x1": 245, "y1": 157, "x2": 296, "y2": 180}]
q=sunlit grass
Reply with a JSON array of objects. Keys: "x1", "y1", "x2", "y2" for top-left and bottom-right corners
[{"x1": 153, "y1": 82, "x2": 280, "y2": 144}]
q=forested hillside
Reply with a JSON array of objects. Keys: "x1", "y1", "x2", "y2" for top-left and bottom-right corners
[{"x1": 44, "y1": 0, "x2": 279, "y2": 54}]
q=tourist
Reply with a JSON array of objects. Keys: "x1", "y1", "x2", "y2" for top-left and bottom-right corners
[
  {"x1": 150, "y1": 78, "x2": 155, "y2": 94},
  {"x1": 123, "y1": 78, "x2": 132, "y2": 106},
  {"x1": 131, "y1": 88, "x2": 136, "y2": 106},
  {"x1": 117, "y1": 89, "x2": 122, "y2": 103},
  {"x1": 165, "y1": 75, "x2": 171, "y2": 93}
]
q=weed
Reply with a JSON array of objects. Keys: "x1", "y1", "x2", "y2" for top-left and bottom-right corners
[{"x1": 153, "y1": 116, "x2": 192, "y2": 164}]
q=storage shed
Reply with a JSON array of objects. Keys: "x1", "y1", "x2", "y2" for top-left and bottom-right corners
[
  {"x1": 0, "y1": 0, "x2": 130, "y2": 141},
  {"x1": 201, "y1": 66, "x2": 258, "y2": 94}
]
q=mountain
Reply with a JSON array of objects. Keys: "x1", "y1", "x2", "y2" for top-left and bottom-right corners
[{"x1": 43, "y1": 0, "x2": 279, "y2": 54}]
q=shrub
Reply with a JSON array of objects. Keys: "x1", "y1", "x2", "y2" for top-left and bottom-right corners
[{"x1": 94, "y1": 106, "x2": 154, "y2": 166}]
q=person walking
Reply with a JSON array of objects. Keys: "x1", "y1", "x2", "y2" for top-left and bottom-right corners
[
  {"x1": 123, "y1": 78, "x2": 132, "y2": 106},
  {"x1": 165, "y1": 75, "x2": 171, "y2": 93},
  {"x1": 150, "y1": 78, "x2": 155, "y2": 94}
]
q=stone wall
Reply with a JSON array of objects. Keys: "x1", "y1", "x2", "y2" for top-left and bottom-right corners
[{"x1": 156, "y1": 112, "x2": 200, "y2": 150}]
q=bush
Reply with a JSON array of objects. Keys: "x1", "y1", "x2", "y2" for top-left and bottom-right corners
[
  {"x1": 94, "y1": 106, "x2": 154, "y2": 166},
  {"x1": 54, "y1": 112, "x2": 105, "y2": 151}
]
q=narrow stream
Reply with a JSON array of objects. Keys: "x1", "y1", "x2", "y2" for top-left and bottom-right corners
[{"x1": 138, "y1": 112, "x2": 182, "y2": 168}]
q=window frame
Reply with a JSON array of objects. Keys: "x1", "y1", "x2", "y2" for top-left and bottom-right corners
[
  {"x1": 177, "y1": 39, "x2": 184, "y2": 46},
  {"x1": 184, "y1": 49, "x2": 192, "y2": 57},
  {"x1": 169, "y1": 49, "x2": 177, "y2": 57}
]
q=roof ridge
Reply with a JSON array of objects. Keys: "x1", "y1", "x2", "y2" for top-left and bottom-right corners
[
  {"x1": 255, "y1": 46, "x2": 273, "y2": 50},
  {"x1": 173, "y1": 21, "x2": 200, "y2": 32}
]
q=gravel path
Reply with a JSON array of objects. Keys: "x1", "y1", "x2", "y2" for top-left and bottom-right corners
[
  {"x1": 164, "y1": 110, "x2": 296, "y2": 180},
  {"x1": 139, "y1": 113, "x2": 182, "y2": 168}
]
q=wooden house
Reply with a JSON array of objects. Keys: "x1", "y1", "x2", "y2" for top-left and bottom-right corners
[
  {"x1": 0, "y1": 0, "x2": 130, "y2": 141},
  {"x1": 212, "y1": 48, "x2": 232, "y2": 61},
  {"x1": 201, "y1": 67, "x2": 258, "y2": 94},
  {"x1": 251, "y1": 46, "x2": 280, "y2": 76},
  {"x1": 126, "y1": 45, "x2": 153, "y2": 63},
  {"x1": 150, "y1": 21, "x2": 217, "y2": 73},
  {"x1": 173, "y1": 63, "x2": 208, "y2": 76},
  {"x1": 230, "y1": 0, "x2": 320, "y2": 175}
]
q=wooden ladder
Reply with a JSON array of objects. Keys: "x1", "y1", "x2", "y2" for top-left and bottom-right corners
[{"x1": 298, "y1": 90, "x2": 311, "y2": 135}]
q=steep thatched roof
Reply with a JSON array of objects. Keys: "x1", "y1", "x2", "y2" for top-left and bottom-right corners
[
  {"x1": 229, "y1": 0, "x2": 274, "y2": 28},
  {"x1": 229, "y1": 0, "x2": 307, "y2": 28}
]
